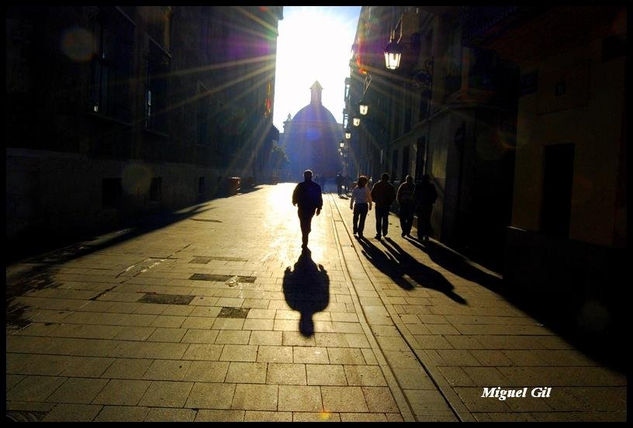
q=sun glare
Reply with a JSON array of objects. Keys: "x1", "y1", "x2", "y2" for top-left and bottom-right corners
[{"x1": 274, "y1": 6, "x2": 361, "y2": 130}]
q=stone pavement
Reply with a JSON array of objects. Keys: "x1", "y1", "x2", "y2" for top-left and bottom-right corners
[{"x1": 5, "y1": 183, "x2": 627, "y2": 422}]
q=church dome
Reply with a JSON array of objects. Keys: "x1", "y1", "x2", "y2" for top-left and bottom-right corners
[{"x1": 283, "y1": 81, "x2": 343, "y2": 179}]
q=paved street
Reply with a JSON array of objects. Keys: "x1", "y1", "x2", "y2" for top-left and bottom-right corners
[{"x1": 5, "y1": 183, "x2": 627, "y2": 422}]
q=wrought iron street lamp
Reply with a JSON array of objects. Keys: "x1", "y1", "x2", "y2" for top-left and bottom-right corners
[
  {"x1": 345, "y1": 129, "x2": 351, "y2": 139},
  {"x1": 384, "y1": 30, "x2": 402, "y2": 70},
  {"x1": 353, "y1": 116, "x2": 361, "y2": 127}
]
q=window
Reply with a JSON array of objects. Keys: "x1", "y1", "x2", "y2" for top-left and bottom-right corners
[
  {"x1": 145, "y1": 39, "x2": 171, "y2": 133},
  {"x1": 90, "y1": 8, "x2": 134, "y2": 122}
]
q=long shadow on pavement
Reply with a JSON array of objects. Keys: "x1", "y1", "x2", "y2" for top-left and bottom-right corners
[
  {"x1": 403, "y1": 235, "x2": 503, "y2": 293},
  {"x1": 282, "y1": 248, "x2": 330, "y2": 337},
  {"x1": 357, "y1": 236, "x2": 467, "y2": 305}
]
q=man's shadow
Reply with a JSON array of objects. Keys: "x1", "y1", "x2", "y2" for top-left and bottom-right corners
[
  {"x1": 358, "y1": 237, "x2": 467, "y2": 304},
  {"x1": 282, "y1": 249, "x2": 330, "y2": 337}
]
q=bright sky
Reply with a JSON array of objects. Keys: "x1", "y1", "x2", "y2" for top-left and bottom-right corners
[{"x1": 273, "y1": 6, "x2": 361, "y2": 132}]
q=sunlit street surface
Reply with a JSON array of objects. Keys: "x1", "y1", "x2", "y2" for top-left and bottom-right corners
[{"x1": 6, "y1": 184, "x2": 625, "y2": 422}]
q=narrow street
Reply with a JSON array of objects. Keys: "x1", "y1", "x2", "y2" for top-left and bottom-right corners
[{"x1": 5, "y1": 184, "x2": 626, "y2": 422}]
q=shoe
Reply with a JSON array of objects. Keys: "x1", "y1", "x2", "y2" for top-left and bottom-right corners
[
  {"x1": 401, "y1": 232, "x2": 406, "y2": 237},
  {"x1": 375, "y1": 234, "x2": 381, "y2": 239}
]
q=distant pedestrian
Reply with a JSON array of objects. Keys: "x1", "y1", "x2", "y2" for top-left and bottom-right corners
[
  {"x1": 370, "y1": 172, "x2": 396, "y2": 239},
  {"x1": 414, "y1": 174, "x2": 438, "y2": 241},
  {"x1": 336, "y1": 172, "x2": 344, "y2": 196},
  {"x1": 292, "y1": 169, "x2": 323, "y2": 250},
  {"x1": 397, "y1": 174, "x2": 415, "y2": 237},
  {"x1": 350, "y1": 175, "x2": 372, "y2": 238}
]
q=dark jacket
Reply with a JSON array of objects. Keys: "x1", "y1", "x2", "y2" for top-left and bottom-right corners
[
  {"x1": 371, "y1": 180, "x2": 396, "y2": 208},
  {"x1": 397, "y1": 182, "x2": 415, "y2": 206},
  {"x1": 414, "y1": 181, "x2": 437, "y2": 208},
  {"x1": 292, "y1": 180, "x2": 323, "y2": 212}
]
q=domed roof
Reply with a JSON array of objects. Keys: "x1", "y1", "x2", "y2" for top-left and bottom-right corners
[
  {"x1": 292, "y1": 103, "x2": 338, "y2": 125},
  {"x1": 289, "y1": 80, "x2": 338, "y2": 125}
]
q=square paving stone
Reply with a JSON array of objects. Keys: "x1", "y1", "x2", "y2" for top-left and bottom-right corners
[
  {"x1": 344, "y1": 365, "x2": 387, "y2": 386},
  {"x1": 144, "y1": 408, "x2": 197, "y2": 422},
  {"x1": 41, "y1": 403, "x2": 102, "y2": 422},
  {"x1": 278, "y1": 385, "x2": 323, "y2": 412},
  {"x1": 362, "y1": 386, "x2": 400, "y2": 412},
  {"x1": 93, "y1": 379, "x2": 151, "y2": 405},
  {"x1": 6, "y1": 375, "x2": 66, "y2": 402},
  {"x1": 293, "y1": 347, "x2": 329, "y2": 364},
  {"x1": 267, "y1": 363, "x2": 306, "y2": 385},
  {"x1": 101, "y1": 358, "x2": 153, "y2": 379},
  {"x1": 94, "y1": 405, "x2": 150, "y2": 422},
  {"x1": 256, "y1": 346, "x2": 294, "y2": 363},
  {"x1": 321, "y1": 386, "x2": 368, "y2": 412},
  {"x1": 186, "y1": 383, "x2": 236, "y2": 409},
  {"x1": 306, "y1": 364, "x2": 347, "y2": 386},
  {"x1": 226, "y1": 362, "x2": 267, "y2": 383},
  {"x1": 138, "y1": 380, "x2": 194, "y2": 407},
  {"x1": 143, "y1": 360, "x2": 192, "y2": 381},
  {"x1": 195, "y1": 409, "x2": 245, "y2": 422},
  {"x1": 231, "y1": 384, "x2": 278, "y2": 411},
  {"x1": 47, "y1": 377, "x2": 108, "y2": 403}
]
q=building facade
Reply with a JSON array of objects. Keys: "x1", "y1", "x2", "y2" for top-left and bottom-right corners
[
  {"x1": 6, "y1": 6, "x2": 283, "y2": 259},
  {"x1": 347, "y1": 6, "x2": 518, "y2": 269},
  {"x1": 467, "y1": 5, "x2": 627, "y2": 332},
  {"x1": 346, "y1": 5, "x2": 627, "y2": 334}
]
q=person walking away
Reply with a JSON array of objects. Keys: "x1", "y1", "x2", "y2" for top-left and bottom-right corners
[
  {"x1": 336, "y1": 172, "x2": 343, "y2": 196},
  {"x1": 414, "y1": 174, "x2": 438, "y2": 241},
  {"x1": 370, "y1": 172, "x2": 396, "y2": 239},
  {"x1": 350, "y1": 175, "x2": 372, "y2": 238},
  {"x1": 397, "y1": 174, "x2": 415, "y2": 237},
  {"x1": 292, "y1": 169, "x2": 323, "y2": 250}
]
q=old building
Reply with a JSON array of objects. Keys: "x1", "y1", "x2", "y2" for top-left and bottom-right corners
[
  {"x1": 346, "y1": 5, "x2": 627, "y2": 334},
  {"x1": 466, "y1": 5, "x2": 627, "y2": 333},
  {"x1": 6, "y1": 6, "x2": 283, "y2": 260},
  {"x1": 347, "y1": 6, "x2": 518, "y2": 269},
  {"x1": 280, "y1": 81, "x2": 343, "y2": 182}
]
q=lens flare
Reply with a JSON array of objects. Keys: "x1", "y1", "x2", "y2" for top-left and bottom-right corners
[
  {"x1": 121, "y1": 163, "x2": 153, "y2": 196},
  {"x1": 60, "y1": 27, "x2": 95, "y2": 62}
]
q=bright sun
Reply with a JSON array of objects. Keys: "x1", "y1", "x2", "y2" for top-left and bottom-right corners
[{"x1": 274, "y1": 6, "x2": 360, "y2": 130}]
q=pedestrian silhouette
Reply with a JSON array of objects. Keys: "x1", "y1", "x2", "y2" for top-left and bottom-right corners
[
  {"x1": 414, "y1": 174, "x2": 437, "y2": 241},
  {"x1": 292, "y1": 169, "x2": 323, "y2": 250},
  {"x1": 282, "y1": 248, "x2": 330, "y2": 337},
  {"x1": 370, "y1": 172, "x2": 396, "y2": 239},
  {"x1": 350, "y1": 175, "x2": 372, "y2": 239},
  {"x1": 397, "y1": 174, "x2": 415, "y2": 237}
]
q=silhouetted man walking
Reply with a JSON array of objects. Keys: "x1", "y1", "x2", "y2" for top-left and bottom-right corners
[
  {"x1": 292, "y1": 169, "x2": 323, "y2": 249},
  {"x1": 371, "y1": 172, "x2": 396, "y2": 239}
]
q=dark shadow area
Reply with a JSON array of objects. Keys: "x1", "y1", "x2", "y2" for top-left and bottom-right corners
[
  {"x1": 357, "y1": 236, "x2": 467, "y2": 304},
  {"x1": 404, "y1": 236, "x2": 504, "y2": 293},
  {"x1": 282, "y1": 248, "x2": 330, "y2": 337},
  {"x1": 7, "y1": 203, "x2": 216, "y2": 266},
  {"x1": 404, "y1": 234, "x2": 626, "y2": 373},
  {"x1": 7, "y1": 183, "x2": 267, "y2": 266}
]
